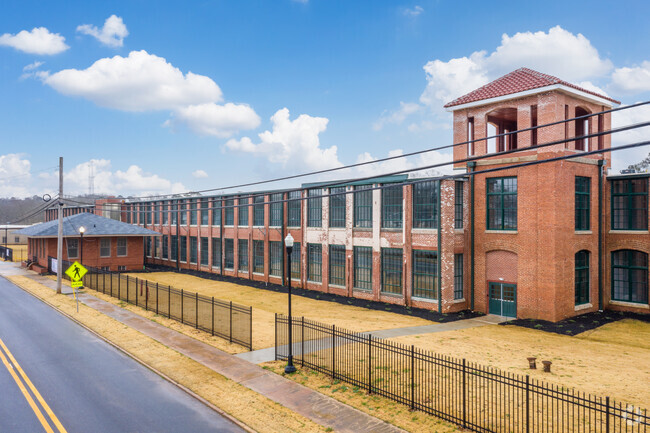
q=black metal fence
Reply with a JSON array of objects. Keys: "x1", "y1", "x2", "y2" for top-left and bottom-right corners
[
  {"x1": 57, "y1": 259, "x2": 253, "y2": 350},
  {"x1": 276, "y1": 315, "x2": 648, "y2": 433}
]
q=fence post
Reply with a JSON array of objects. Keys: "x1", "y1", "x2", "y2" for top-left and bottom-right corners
[
  {"x1": 274, "y1": 313, "x2": 277, "y2": 361},
  {"x1": 229, "y1": 301, "x2": 233, "y2": 343},
  {"x1": 181, "y1": 289, "x2": 184, "y2": 324},
  {"x1": 110, "y1": 272, "x2": 113, "y2": 296},
  {"x1": 332, "y1": 324, "x2": 336, "y2": 380},
  {"x1": 411, "y1": 345, "x2": 415, "y2": 411},
  {"x1": 249, "y1": 306, "x2": 252, "y2": 351},
  {"x1": 605, "y1": 396, "x2": 610, "y2": 433},
  {"x1": 126, "y1": 277, "x2": 129, "y2": 303},
  {"x1": 145, "y1": 280, "x2": 149, "y2": 311},
  {"x1": 368, "y1": 334, "x2": 372, "y2": 394},
  {"x1": 156, "y1": 282, "x2": 159, "y2": 315},
  {"x1": 118, "y1": 274, "x2": 121, "y2": 300},
  {"x1": 135, "y1": 277, "x2": 138, "y2": 306},
  {"x1": 462, "y1": 358, "x2": 467, "y2": 428},
  {"x1": 526, "y1": 375, "x2": 530, "y2": 433},
  {"x1": 211, "y1": 297, "x2": 215, "y2": 336},
  {"x1": 301, "y1": 316, "x2": 304, "y2": 367},
  {"x1": 168, "y1": 285, "x2": 171, "y2": 319},
  {"x1": 195, "y1": 292, "x2": 198, "y2": 329},
  {"x1": 103, "y1": 272, "x2": 105, "y2": 294}
]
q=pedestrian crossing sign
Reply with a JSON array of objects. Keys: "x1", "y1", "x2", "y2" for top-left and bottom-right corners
[{"x1": 65, "y1": 261, "x2": 88, "y2": 285}]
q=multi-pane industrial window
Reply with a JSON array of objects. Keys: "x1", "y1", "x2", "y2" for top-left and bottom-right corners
[
  {"x1": 486, "y1": 177, "x2": 517, "y2": 230},
  {"x1": 224, "y1": 199, "x2": 234, "y2": 225},
  {"x1": 455, "y1": 181, "x2": 464, "y2": 229},
  {"x1": 190, "y1": 199, "x2": 198, "y2": 225},
  {"x1": 288, "y1": 191, "x2": 301, "y2": 227},
  {"x1": 354, "y1": 185, "x2": 373, "y2": 228},
  {"x1": 307, "y1": 243, "x2": 322, "y2": 282},
  {"x1": 308, "y1": 189, "x2": 322, "y2": 227},
  {"x1": 329, "y1": 245, "x2": 346, "y2": 286},
  {"x1": 154, "y1": 237, "x2": 160, "y2": 258},
  {"x1": 139, "y1": 205, "x2": 145, "y2": 225},
  {"x1": 270, "y1": 193, "x2": 283, "y2": 226},
  {"x1": 162, "y1": 235, "x2": 168, "y2": 259},
  {"x1": 116, "y1": 237, "x2": 127, "y2": 257},
  {"x1": 154, "y1": 203, "x2": 160, "y2": 225},
  {"x1": 146, "y1": 203, "x2": 152, "y2": 225},
  {"x1": 329, "y1": 187, "x2": 346, "y2": 228},
  {"x1": 238, "y1": 239, "x2": 248, "y2": 272},
  {"x1": 381, "y1": 248, "x2": 403, "y2": 295},
  {"x1": 253, "y1": 195, "x2": 265, "y2": 226},
  {"x1": 189, "y1": 236, "x2": 197, "y2": 264},
  {"x1": 413, "y1": 181, "x2": 437, "y2": 229},
  {"x1": 200, "y1": 198, "x2": 209, "y2": 225},
  {"x1": 67, "y1": 238, "x2": 79, "y2": 258},
  {"x1": 270, "y1": 241, "x2": 282, "y2": 277},
  {"x1": 170, "y1": 235, "x2": 178, "y2": 261},
  {"x1": 575, "y1": 250, "x2": 589, "y2": 305},
  {"x1": 412, "y1": 250, "x2": 436, "y2": 299},
  {"x1": 290, "y1": 242, "x2": 301, "y2": 279},
  {"x1": 382, "y1": 185, "x2": 403, "y2": 229},
  {"x1": 212, "y1": 198, "x2": 222, "y2": 226},
  {"x1": 100, "y1": 238, "x2": 111, "y2": 257},
  {"x1": 180, "y1": 201, "x2": 187, "y2": 225},
  {"x1": 253, "y1": 240, "x2": 264, "y2": 274},
  {"x1": 612, "y1": 250, "x2": 648, "y2": 304},
  {"x1": 200, "y1": 237, "x2": 209, "y2": 266},
  {"x1": 353, "y1": 246, "x2": 372, "y2": 291},
  {"x1": 162, "y1": 202, "x2": 168, "y2": 225},
  {"x1": 212, "y1": 238, "x2": 221, "y2": 268},
  {"x1": 454, "y1": 254, "x2": 464, "y2": 300},
  {"x1": 171, "y1": 203, "x2": 178, "y2": 225},
  {"x1": 224, "y1": 239, "x2": 234, "y2": 269},
  {"x1": 146, "y1": 238, "x2": 151, "y2": 257},
  {"x1": 611, "y1": 179, "x2": 648, "y2": 230},
  {"x1": 575, "y1": 177, "x2": 591, "y2": 231},
  {"x1": 180, "y1": 236, "x2": 187, "y2": 262},
  {"x1": 238, "y1": 196, "x2": 249, "y2": 227}
]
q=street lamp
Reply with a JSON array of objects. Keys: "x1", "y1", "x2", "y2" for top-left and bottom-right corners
[
  {"x1": 78, "y1": 226, "x2": 86, "y2": 265},
  {"x1": 284, "y1": 233, "x2": 296, "y2": 374}
]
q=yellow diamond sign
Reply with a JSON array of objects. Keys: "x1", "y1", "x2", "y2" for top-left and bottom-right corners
[{"x1": 65, "y1": 261, "x2": 88, "y2": 283}]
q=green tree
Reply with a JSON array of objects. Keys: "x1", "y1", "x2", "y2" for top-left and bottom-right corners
[{"x1": 627, "y1": 151, "x2": 650, "y2": 172}]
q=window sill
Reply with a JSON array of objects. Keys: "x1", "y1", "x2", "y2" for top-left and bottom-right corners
[
  {"x1": 307, "y1": 280, "x2": 322, "y2": 285},
  {"x1": 328, "y1": 227, "x2": 346, "y2": 231},
  {"x1": 412, "y1": 296, "x2": 438, "y2": 304},
  {"x1": 412, "y1": 228, "x2": 438, "y2": 234},
  {"x1": 252, "y1": 272, "x2": 264, "y2": 276},
  {"x1": 608, "y1": 230, "x2": 649, "y2": 234},
  {"x1": 609, "y1": 300, "x2": 649, "y2": 309},
  {"x1": 575, "y1": 231, "x2": 593, "y2": 235},
  {"x1": 454, "y1": 229, "x2": 465, "y2": 234},
  {"x1": 224, "y1": 268, "x2": 234, "y2": 271},
  {"x1": 353, "y1": 288, "x2": 372, "y2": 293},
  {"x1": 452, "y1": 298, "x2": 466, "y2": 304},
  {"x1": 381, "y1": 228, "x2": 403, "y2": 232},
  {"x1": 329, "y1": 284, "x2": 346, "y2": 289},
  {"x1": 380, "y1": 292, "x2": 404, "y2": 298},
  {"x1": 574, "y1": 302, "x2": 592, "y2": 311},
  {"x1": 353, "y1": 228, "x2": 372, "y2": 232},
  {"x1": 485, "y1": 230, "x2": 518, "y2": 234}
]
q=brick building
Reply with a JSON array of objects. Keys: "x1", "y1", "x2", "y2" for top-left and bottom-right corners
[
  {"x1": 46, "y1": 68, "x2": 649, "y2": 321},
  {"x1": 19, "y1": 212, "x2": 159, "y2": 272}
]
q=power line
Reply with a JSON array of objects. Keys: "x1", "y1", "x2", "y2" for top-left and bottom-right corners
[{"x1": 6, "y1": 198, "x2": 58, "y2": 225}]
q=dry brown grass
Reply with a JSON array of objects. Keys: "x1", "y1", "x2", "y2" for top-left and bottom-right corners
[
  {"x1": 262, "y1": 361, "x2": 460, "y2": 433},
  {"x1": 8, "y1": 275, "x2": 330, "y2": 433},
  {"x1": 391, "y1": 320, "x2": 650, "y2": 407},
  {"x1": 127, "y1": 271, "x2": 433, "y2": 349}
]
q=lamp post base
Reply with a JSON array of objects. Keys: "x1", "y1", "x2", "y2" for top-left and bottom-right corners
[{"x1": 284, "y1": 357, "x2": 297, "y2": 374}]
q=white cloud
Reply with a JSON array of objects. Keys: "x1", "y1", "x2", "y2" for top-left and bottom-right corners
[
  {"x1": 192, "y1": 169, "x2": 208, "y2": 179},
  {"x1": 355, "y1": 149, "x2": 414, "y2": 178},
  {"x1": 611, "y1": 104, "x2": 650, "y2": 173},
  {"x1": 226, "y1": 108, "x2": 342, "y2": 171},
  {"x1": 610, "y1": 61, "x2": 650, "y2": 94},
  {"x1": 42, "y1": 50, "x2": 222, "y2": 111},
  {"x1": 167, "y1": 102, "x2": 260, "y2": 138},
  {"x1": 23, "y1": 61, "x2": 44, "y2": 71},
  {"x1": 0, "y1": 154, "x2": 32, "y2": 198},
  {"x1": 403, "y1": 6, "x2": 424, "y2": 16},
  {"x1": 354, "y1": 148, "x2": 454, "y2": 179},
  {"x1": 0, "y1": 27, "x2": 68, "y2": 55},
  {"x1": 373, "y1": 102, "x2": 421, "y2": 130},
  {"x1": 77, "y1": 15, "x2": 129, "y2": 48}
]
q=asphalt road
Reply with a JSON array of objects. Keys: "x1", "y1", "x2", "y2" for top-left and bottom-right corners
[{"x1": 0, "y1": 275, "x2": 246, "y2": 433}]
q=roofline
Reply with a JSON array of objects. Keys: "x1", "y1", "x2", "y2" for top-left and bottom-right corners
[
  {"x1": 606, "y1": 172, "x2": 650, "y2": 181},
  {"x1": 24, "y1": 234, "x2": 159, "y2": 239},
  {"x1": 445, "y1": 84, "x2": 618, "y2": 112}
]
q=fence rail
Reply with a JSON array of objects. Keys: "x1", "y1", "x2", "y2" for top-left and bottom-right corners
[
  {"x1": 275, "y1": 314, "x2": 648, "y2": 433},
  {"x1": 55, "y1": 258, "x2": 252, "y2": 350}
]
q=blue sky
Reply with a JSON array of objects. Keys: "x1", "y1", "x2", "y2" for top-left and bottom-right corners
[{"x1": 1, "y1": 0, "x2": 649, "y2": 198}]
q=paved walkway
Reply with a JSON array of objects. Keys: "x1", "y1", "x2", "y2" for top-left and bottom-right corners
[{"x1": 0, "y1": 262, "x2": 403, "y2": 433}]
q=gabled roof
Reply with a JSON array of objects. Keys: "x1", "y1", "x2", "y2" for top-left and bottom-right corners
[
  {"x1": 444, "y1": 68, "x2": 619, "y2": 109},
  {"x1": 15, "y1": 212, "x2": 160, "y2": 238}
]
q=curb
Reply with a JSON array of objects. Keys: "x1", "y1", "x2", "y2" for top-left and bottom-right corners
[{"x1": 5, "y1": 275, "x2": 257, "y2": 433}]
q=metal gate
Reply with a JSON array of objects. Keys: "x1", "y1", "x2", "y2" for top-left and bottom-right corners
[{"x1": 489, "y1": 282, "x2": 517, "y2": 317}]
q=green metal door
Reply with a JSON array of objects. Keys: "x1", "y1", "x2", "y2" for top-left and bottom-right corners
[{"x1": 488, "y1": 282, "x2": 517, "y2": 318}]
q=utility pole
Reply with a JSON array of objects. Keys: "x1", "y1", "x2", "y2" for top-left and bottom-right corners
[{"x1": 56, "y1": 157, "x2": 63, "y2": 294}]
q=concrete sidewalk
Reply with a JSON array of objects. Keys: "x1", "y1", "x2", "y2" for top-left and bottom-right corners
[{"x1": 1, "y1": 263, "x2": 404, "y2": 433}]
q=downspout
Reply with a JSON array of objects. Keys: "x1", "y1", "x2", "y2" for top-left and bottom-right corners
[
  {"x1": 176, "y1": 203, "x2": 180, "y2": 271},
  {"x1": 220, "y1": 203, "x2": 224, "y2": 276},
  {"x1": 468, "y1": 161, "x2": 476, "y2": 311},
  {"x1": 437, "y1": 180, "x2": 442, "y2": 314},
  {"x1": 281, "y1": 193, "x2": 286, "y2": 286},
  {"x1": 598, "y1": 160, "x2": 604, "y2": 311}
]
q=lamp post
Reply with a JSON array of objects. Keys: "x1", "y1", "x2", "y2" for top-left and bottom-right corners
[
  {"x1": 284, "y1": 233, "x2": 296, "y2": 374},
  {"x1": 78, "y1": 226, "x2": 86, "y2": 265}
]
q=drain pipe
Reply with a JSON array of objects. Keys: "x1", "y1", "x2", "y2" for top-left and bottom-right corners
[
  {"x1": 437, "y1": 180, "x2": 442, "y2": 314},
  {"x1": 598, "y1": 160, "x2": 604, "y2": 311},
  {"x1": 468, "y1": 161, "x2": 476, "y2": 311},
  {"x1": 220, "y1": 201, "x2": 224, "y2": 276}
]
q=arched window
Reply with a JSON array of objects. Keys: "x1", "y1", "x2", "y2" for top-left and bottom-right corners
[
  {"x1": 486, "y1": 108, "x2": 518, "y2": 153},
  {"x1": 612, "y1": 250, "x2": 648, "y2": 304},
  {"x1": 575, "y1": 250, "x2": 590, "y2": 305}
]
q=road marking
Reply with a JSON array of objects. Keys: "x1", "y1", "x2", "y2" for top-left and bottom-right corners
[{"x1": 0, "y1": 337, "x2": 67, "y2": 433}]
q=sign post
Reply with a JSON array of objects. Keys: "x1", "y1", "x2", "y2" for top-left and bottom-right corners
[{"x1": 65, "y1": 261, "x2": 88, "y2": 312}]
